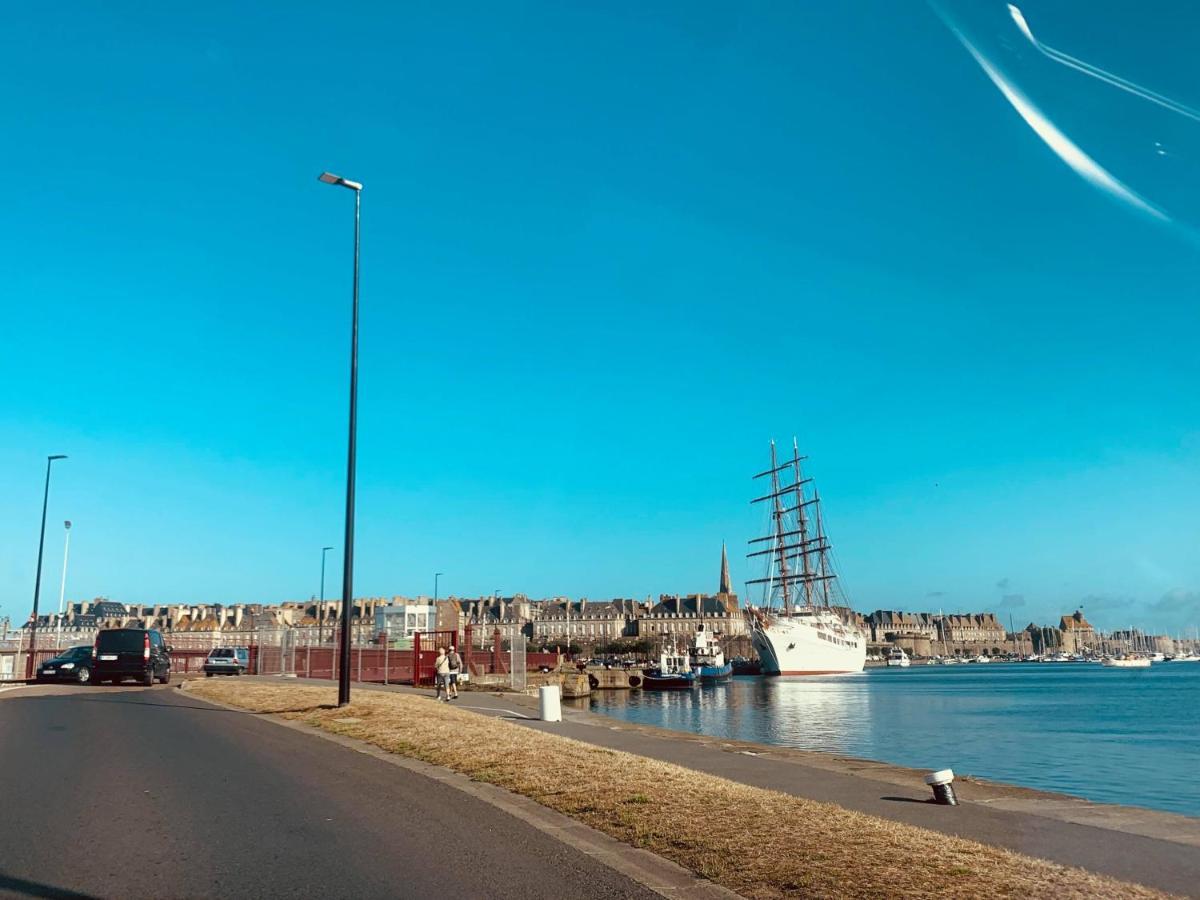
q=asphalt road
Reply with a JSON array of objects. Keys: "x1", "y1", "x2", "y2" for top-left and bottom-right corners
[{"x1": 0, "y1": 684, "x2": 659, "y2": 900}]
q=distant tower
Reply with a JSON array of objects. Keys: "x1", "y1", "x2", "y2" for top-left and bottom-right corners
[{"x1": 719, "y1": 542, "x2": 732, "y2": 596}]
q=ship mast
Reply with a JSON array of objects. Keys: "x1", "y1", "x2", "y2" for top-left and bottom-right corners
[
  {"x1": 792, "y1": 440, "x2": 815, "y2": 608},
  {"x1": 770, "y1": 441, "x2": 793, "y2": 615},
  {"x1": 748, "y1": 439, "x2": 838, "y2": 613},
  {"x1": 814, "y1": 490, "x2": 831, "y2": 608}
]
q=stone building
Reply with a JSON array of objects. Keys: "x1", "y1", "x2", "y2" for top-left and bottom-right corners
[
  {"x1": 532, "y1": 598, "x2": 642, "y2": 645},
  {"x1": 866, "y1": 610, "x2": 940, "y2": 643},
  {"x1": 939, "y1": 613, "x2": 1006, "y2": 645},
  {"x1": 1058, "y1": 610, "x2": 1096, "y2": 653}
]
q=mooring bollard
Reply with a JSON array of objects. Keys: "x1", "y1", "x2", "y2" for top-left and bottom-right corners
[
  {"x1": 924, "y1": 768, "x2": 957, "y2": 805},
  {"x1": 539, "y1": 684, "x2": 562, "y2": 722}
]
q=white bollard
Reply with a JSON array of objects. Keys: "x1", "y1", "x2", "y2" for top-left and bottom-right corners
[{"x1": 539, "y1": 684, "x2": 562, "y2": 722}]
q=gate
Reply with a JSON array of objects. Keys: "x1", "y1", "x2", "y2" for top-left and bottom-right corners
[{"x1": 412, "y1": 630, "x2": 459, "y2": 686}]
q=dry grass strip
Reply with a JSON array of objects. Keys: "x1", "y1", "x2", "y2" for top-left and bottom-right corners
[{"x1": 186, "y1": 681, "x2": 1167, "y2": 900}]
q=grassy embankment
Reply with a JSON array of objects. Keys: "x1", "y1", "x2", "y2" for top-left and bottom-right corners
[{"x1": 185, "y1": 680, "x2": 1167, "y2": 900}]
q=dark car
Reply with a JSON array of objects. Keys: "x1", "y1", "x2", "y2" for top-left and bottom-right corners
[
  {"x1": 92, "y1": 628, "x2": 171, "y2": 686},
  {"x1": 36, "y1": 646, "x2": 96, "y2": 684},
  {"x1": 203, "y1": 647, "x2": 248, "y2": 676}
]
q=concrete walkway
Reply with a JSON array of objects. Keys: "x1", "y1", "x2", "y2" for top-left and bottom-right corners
[{"x1": 259, "y1": 675, "x2": 1200, "y2": 896}]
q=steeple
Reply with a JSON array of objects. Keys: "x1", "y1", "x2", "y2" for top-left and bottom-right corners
[{"x1": 719, "y1": 542, "x2": 732, "y2": 595}]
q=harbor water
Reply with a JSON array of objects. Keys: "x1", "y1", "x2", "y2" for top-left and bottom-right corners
[{"x1": 585, "y1": 662, "x2": 1200, "y2": 817}]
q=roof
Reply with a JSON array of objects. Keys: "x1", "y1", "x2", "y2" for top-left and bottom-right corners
[{"x1": 647, "y1": 596, "x2": 729, "y2": 617}]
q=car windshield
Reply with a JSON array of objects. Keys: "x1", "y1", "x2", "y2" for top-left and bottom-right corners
[{"x1": 96, "y1": 630, "x2": 144, "y2": 652}]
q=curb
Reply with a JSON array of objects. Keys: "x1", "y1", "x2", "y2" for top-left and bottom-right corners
[{"x1": 180, "y1": 682, "x2": 742, "y2": 900}]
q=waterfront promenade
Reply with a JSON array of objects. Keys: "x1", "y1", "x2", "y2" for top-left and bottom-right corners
[{"x1": 214, "y1": 677, "x2": 1200, "y2": 896}]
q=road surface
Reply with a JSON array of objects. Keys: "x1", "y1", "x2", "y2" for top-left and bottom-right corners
[{"x1": 0, "y1": 684, "x2": 658, "y2": 900}]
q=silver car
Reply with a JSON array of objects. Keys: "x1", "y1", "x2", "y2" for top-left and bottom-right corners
[{"x1": 203, "y1": 647, "x2": 249, "y2": 676}]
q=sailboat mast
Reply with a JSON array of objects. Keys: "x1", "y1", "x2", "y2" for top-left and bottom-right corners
[
  {"x1": 814, "y1": 490, "x2": 831, "y2": 608},
  {"x1": 769, "y1": 440, "x2": 793, "y2": 616},
  {"x1": 792, "y1": 439, "x2": 815, "y2": 607}
]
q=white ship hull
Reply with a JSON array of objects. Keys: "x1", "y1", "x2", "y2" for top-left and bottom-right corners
[{"x1": 748, "y1": 609, "x2": 867, "y2": 676}]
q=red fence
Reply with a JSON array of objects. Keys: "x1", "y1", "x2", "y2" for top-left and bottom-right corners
[{"x1": 13, "y1": 638, "x2": 564, "y2": 685}]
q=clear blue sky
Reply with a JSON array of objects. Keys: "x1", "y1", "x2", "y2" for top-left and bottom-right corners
[{"x1": 2, "y1": 1, "x2": 1198, "y2": 634}]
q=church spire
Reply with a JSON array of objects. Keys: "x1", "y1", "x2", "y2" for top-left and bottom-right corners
[{"x1": 719, "y1": 542, "x2": 732, "y2": 595}]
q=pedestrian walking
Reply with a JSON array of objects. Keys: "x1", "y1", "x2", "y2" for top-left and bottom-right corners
[
  {"x1": 447, "y1": 645, "x2": 462, "y2": 699},
  {"x1": 434, "y1": 647, "x2": 451, "y2": 701}
]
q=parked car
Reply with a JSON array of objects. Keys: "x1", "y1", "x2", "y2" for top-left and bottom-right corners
[
  {"x1": 36, "y1": 645, "x2": 95, "y2": 684},
  {"x1": 92, "y1": 628, "x2": 172, "y2": 686},
  {"x1": 204, "y1": 647, "x2": 249, "y2": 676}
]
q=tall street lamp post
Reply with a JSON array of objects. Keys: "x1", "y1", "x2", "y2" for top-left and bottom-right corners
[
  {"x1": 318, "y1": 170, "x2": 363, "y2": 707},
  {"x1": 27, "y1": 454, "x2": 67, "y2": 677},
  {"x1": 55, "y1": 520, "x2": 72, "y2": 649},
  {"x1": 318, "y1": 545, "x2": 334, "y2": 645},
  {"x1": 434, "y1": 572, "x2": 443, "y2": 603}
]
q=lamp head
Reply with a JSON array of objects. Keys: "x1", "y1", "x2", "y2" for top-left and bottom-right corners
[
  {"x1": 48, "y1": 454, "x2": 67, "y2": 461},
  {"x1": 318, "y1": 172, "x2": 362, "y2": 191}
]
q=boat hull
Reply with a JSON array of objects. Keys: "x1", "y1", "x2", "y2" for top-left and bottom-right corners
[
  {"x1": 749, "y1": 611, "x2": 867, "y2": 676},
  {"x1": 696, "y1": 663, "x2": 732, "y2": 682},
  {"x1": 642, "y1": 669, "x2": 697, "y2": 689}
]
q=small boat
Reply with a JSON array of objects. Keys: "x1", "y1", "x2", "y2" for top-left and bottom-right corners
[
  {"x1": 1023, "y1": 654, "x2": 1041, "y2": 662},
  {"x1": 1172, "y1": 652, "x2": 1200, "y2": 663},
  {"x1": 972, "y1": 654, "x2": 992, "y2": 664},
  {"x1": 689, "y1": 624, "x2": 732, "y2": 682},
  {"x1": 886, "y1": 647, "x2": 911, "y2": 668},
  {"x1": 643, "y1": 646, "x2": 697, "y2": 689},
  {"x1": 1149, "y1": 652, "x2": 1166, "y2": 663},
  {"x1": 1102, "y1": 655, "x2": 1152, "y2": 668}
]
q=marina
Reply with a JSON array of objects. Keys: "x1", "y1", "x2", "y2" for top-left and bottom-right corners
[{"x1": 584, "y1": 661, "x2": 1200, "y2": 818}]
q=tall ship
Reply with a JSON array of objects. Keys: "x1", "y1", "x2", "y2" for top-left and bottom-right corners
[{"x1": 745, "y1": 440, "x2": 867, "y2": 675}]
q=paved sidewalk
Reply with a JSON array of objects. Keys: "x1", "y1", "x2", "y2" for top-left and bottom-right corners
[{"x1": 258, "y1": 676, "x2": 1200, "y2": 896}]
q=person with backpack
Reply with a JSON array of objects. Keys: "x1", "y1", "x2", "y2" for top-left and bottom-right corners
[{"x1": 447, "y1": 645, "x2": 462, "y2": 700}]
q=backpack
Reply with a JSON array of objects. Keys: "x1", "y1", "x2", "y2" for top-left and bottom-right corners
[{"x1": 448, "y1": 651, "x2": 462, "y2": 671}]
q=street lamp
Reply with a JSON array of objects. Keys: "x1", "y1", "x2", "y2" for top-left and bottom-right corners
[
  {"x1": 318, "y1": 170, "x2": 362, "y2": 707},
  {"x1": 27, "y1": 454, "x2": 67, "y2": 677},
  {"x1": 318, "y1": 546, "x2": 334, "y2": 644},
  {"x1": 434, "y1": 572, "x2": 443, "y2": 603},
  {"x1": 55, "y1": 520, "x2": 72, "y2": 648}
]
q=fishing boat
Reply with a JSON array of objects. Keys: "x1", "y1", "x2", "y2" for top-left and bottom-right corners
[
  {"x1": 642, "y1": 646, "x2": 697, "y2": 689},
  {"x1": 689, "y1": 624, "x2": 732, "y2": 682},
  {"x1": 745, "y1": 440, "x2": 868, "y2": 676},
  {"x1": 886, "y1": 647, "x2": 911, "y2": 668},
  {"x1": 1102, "y1": 655, "x2": 1151, "y2": 669}
]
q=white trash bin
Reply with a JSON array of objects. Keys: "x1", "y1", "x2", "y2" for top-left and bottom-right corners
[{"x1": 539, "y1": 684, "x2": 562, "y2": 722}]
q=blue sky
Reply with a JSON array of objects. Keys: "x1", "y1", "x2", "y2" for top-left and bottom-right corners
[{"x1": 2, "y1": 1, "x2": 1198, "y2": 633}]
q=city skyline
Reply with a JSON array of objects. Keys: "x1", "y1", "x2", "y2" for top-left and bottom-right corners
[{"x1": 2, "y1": 2, "x2": 1198, "y2": 634}]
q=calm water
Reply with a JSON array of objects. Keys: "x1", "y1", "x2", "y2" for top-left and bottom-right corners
[{"x1": 585, "y1": 663, "x2": 1200, "y2": 817}]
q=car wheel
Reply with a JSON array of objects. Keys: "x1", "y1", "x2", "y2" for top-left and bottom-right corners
[
  {"x1": 76, "y1": 667, "x2": 91, "y2": 685},
  {"x1": 142, "y1": 670, "x2": 154, "y2": 687},
  {"x1": 159, "y1": 669, "x2": 170, "y2": 685},
  {"x1": 234, "y1": 668, "x2": 242, "y2": 676},
  {"x1": 205, "y1": 671, "x2": 212, "y2": 677}
]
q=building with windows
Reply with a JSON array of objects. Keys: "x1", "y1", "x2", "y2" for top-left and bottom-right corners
[{"x1": 1058, "y1": 610, "x2": 1096, "y2": 653}]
